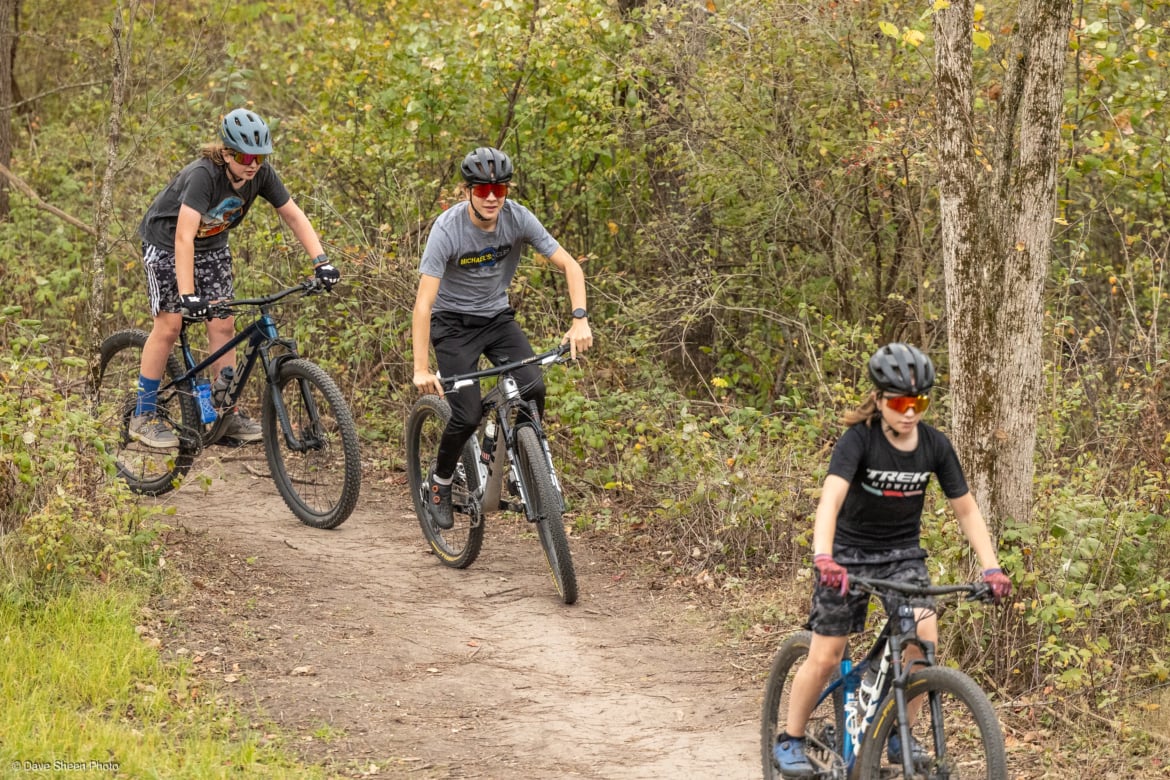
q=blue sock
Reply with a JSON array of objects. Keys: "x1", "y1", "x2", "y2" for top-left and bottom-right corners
[{"x1": 135, "y1": 375, "x2": 161, "y2": 416}]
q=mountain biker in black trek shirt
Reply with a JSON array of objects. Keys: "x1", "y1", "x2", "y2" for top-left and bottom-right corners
[
  {"x1": 773, "y1": 343, "x2": 1012, "y2": 778},
  {"x1": 411, "y1": 147, "x2": 593, "y2": 530},
  {"x1": 130, "y1": 108, "x2": 340, "y2": 449}
]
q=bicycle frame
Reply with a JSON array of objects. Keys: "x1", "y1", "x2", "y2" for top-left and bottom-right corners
[
  {"x1": 160, "y1": 281, "x2": 318, "y2": 451},
  {"x1": 815, "y1": 578, "x2": 987, "y2": 776},
  {"x1": 442, "y1": 345, "x2": 570, "y2": 521}
]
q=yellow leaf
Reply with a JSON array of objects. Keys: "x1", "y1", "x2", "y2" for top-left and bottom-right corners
[
  {"x1": 706, "y1": 0, "x2": 717, "y2": 12},
  {"x1": 879, "y1": 21, "x2": 899, "y2": 38},
  {"x1": 935, "y1": 0, "x2": 952, "y2": 10},
  {"x1": 973, "y1": 31, "x2": 992, "y2": 51},
  {"x1": 973, "y1": 3, "x2": 985, "y2": 21},
  {"x1": 607, "y1": 221, "x2": 618, "y2": 235},
  {"x1": 903, "y1": 29, "x2": 925, "y2": 47}
]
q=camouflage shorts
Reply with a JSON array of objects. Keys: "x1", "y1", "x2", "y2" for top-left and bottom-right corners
[
  {"x1": 142, "y1": 243, "x2": 234, "y2": 317},
  {"x1": 805, "y1": 556, "x2": 932, "y2": 637}
]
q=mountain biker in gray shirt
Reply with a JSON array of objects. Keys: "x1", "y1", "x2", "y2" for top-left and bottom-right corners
[{"x1": 411, "y1": 146, "x2": 593, "y2": 530}]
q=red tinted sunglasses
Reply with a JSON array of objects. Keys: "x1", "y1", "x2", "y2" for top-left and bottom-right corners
[
  {"x1": 231, "y1": 151, "x2": 266, "y2": 165},
  {"x1": 884, "y1": 394, "x2": 931, "y2": 414},
  {"x1": 471, "y1": 182, "x2": 509, "y2": 199}
]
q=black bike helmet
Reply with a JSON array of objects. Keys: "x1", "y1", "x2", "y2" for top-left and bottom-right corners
[
  {"x1": 460, "y1": 147, "x2": 514, "y2": 184},
  {"x1": 867, "y1": 342, "x2": 935, "y2": 395},
  {"x1": 220, "y1": 108, "x2": 273, "y2": 155}
]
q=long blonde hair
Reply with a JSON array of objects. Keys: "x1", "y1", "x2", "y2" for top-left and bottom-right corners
[{"x1": 843, "y1": 391, "x2": 880, "y2": 427}]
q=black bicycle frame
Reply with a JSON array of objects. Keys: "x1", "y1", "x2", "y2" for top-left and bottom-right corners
[{"x1": 157, "y1": 284, "x2": 318, "y2": 451}]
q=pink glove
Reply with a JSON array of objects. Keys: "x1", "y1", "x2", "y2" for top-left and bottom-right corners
[
  {"x1": 982, "y1": 568, "x2": 1011, "y2": 604},
  {"x1": 814, "y1": 554, "x2": 849, "y2": 596}
]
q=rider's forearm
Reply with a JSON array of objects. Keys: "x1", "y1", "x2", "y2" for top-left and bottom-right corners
[{"x1": 411, "y1": 306, "x2": 432, "y2": 373}]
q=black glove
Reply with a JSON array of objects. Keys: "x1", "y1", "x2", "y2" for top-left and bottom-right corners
[
  {"x1": 314, "y1": 261, "x2": 340, "y2": 290},
  {"x1": 179, "y1": 293, "x2": 208, "y2": 318}
]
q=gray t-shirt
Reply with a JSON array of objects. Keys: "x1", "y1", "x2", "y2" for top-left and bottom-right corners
[
  {"x1": 419, "y1": 200, "x2": 560, "y2": 317},
  {"x1": 138, "y1": 158, "x2": 291, "y2": 252}
]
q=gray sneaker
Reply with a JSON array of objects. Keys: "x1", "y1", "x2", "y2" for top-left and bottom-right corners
[
  {"x1": 219, "y1": 409, "x2": 263, "y2": 443},
  {"x1": 128, "y1": 413, "x2": 179, "y2": 449}
]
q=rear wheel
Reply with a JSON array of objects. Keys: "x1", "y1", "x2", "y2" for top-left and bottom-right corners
[
  {"x1": 857, "y1": 666, "x2": 1006, "y2": 779},
  {"x1": 261, "y1": 358, "x2": 361, "y2": 529},
  {"x1": 405, "y1": 395, "x2": 484, "y2": 568},
  {"x1": 760, "y1": 630, "x2": 847, "y2": 780},
  {"x1": 94, "y1": 329, "x2": 200, "y2": 495},
  {"x1": 515, "y1": 425, "x2": 577, "y2": 604}
]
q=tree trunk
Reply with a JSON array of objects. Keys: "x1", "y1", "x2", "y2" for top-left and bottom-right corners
[
  {"x1": 88, "y1": 0, "x2": 133, "y2": 347},
  {"x1": 935, "y1": 0, "x2": 1072, "y2": 528},
  {"x1": 0, "y1": 0, "x2": 19, "y2": 219}
]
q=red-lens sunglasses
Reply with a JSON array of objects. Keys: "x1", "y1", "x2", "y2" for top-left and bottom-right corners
[
  {"x1": 231, "y1": 151, "x2": 266, "y2": 166},
  {"x1": 883, "y1": 394, "x2": 931, "y2": 414},
  {"x1": 471, "y1": 182, "x2": 509, "y2": 199}
]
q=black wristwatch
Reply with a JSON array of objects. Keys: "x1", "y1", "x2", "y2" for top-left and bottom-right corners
[{"x1": 572, "y1": 307, "x2": 588, "y2": 319}]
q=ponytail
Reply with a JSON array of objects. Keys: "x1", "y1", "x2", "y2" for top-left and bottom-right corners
[{"x1": 843, "y1": 392, "x2": 880, "y2": 427}]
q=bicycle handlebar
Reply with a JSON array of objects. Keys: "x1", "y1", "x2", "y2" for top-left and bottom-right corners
[
  {"x1": 182, "y1": 277, "x2": 326, "y2": 322},
  {"x1": 849, "y1": 575, "x2": 992, "y2": 602},
  {"x1": 441, "y1": 343, "x2": 573, "y2": 392}
]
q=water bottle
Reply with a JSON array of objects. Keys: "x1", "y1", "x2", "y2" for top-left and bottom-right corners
[
  {"x1": 195, "y1": 379, "x2": 217, "y2": 424},
  {"x1": 480, "y1": 419, "x2": 496, "y2": 466},
  {"x1": 211, "y1": 366, "x2": 234, "y2": 410}
]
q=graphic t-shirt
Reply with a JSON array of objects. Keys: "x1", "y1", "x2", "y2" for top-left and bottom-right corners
[
  {"x1": 138, "y1": 158, "x2": 290, "y2": 251},
  {"x1": 418, "y1": 200, "x2": 560, "y2": 317},
  {"x1": 827, "y1": 421, "x2": 969, "y2": 556}
]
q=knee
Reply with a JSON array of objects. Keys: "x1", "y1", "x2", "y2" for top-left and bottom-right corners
[
  {"x1": 206, "y1": 315, "x2": 235, "y2": 341},
  {"x1": 149, "y1": 314, "x2": 182, "y2": 342}
]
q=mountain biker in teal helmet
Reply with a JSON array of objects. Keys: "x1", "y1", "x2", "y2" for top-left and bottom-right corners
[
  {"x1": 130, "y1": 108, "x2": 340, "y2": 449},
  {"x1": 410, "y1": 146, "x2": 593, "y2": 530},
  {"x1": 773, "y1": 343, "x2": 1011, "y2": 778}
]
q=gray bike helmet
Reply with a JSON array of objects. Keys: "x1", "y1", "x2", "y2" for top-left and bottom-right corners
[
  {"x1": 461, "y1": 147, "x2": 514, "y2": 184},
  {"x1": 868, "y1": 343, "x2": 935, "y2": 395},
  {"x1": 220, "y1": 108, "x2": 273, "y2": 155}
]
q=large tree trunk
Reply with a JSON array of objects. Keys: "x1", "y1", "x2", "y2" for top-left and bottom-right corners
[{"x1": 935, "y1": 0, "x2": 1071, "y2": 529}]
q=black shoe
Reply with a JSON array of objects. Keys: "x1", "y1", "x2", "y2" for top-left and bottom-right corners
[
  {"x1": 888, "y1": 732, "x2": 928, "y2": 766},
  {"x1": 424, "y1": 472, "x2": 454, "y2": 530}
]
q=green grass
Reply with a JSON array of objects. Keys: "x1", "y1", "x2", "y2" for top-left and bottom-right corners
[{"x1": 0, "y1": 585, "x2": 325, "y2": 779}]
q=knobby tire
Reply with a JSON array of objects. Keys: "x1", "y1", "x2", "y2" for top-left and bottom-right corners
[
  {"x1": 856, "y1": 666, "x2": 1006, "y2": 779},
  {"x1": 760, "y1": 630, "x2": 847, "y2": 780},
  {"x1": 515, "y1": 425, "x2": 577, "y2": 605},
  {"x1": 95, "y1": 329, "x2": 199, "y2": 496},
  {"x1": 262, "y1": 358, "x2": 361, "y2": 529},
  {"x1": 405, "y1": 395, "x2": 484, "y2": 568}
]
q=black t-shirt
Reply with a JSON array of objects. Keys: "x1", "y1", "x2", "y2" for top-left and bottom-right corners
[
  {"x1": 826, "y1": 420, "x2": 969, "y2": 557},
  {"x1": 138, "y1": 158, "x2": 290, "y2": 252}
]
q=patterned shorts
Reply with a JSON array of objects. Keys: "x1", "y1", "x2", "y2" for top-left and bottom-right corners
[
  {"x1": 142, "y1": 243, "x2": 234, "y2": 317},
  {"x1": 805, "y1": 556, "x2": 932, "y2": 637}
]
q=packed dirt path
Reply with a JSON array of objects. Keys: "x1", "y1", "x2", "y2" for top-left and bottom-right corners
[{"x1": 155, "y1": 446, "x2": 765, "y2": 779}]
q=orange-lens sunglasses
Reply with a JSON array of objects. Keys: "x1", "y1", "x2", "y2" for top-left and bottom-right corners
[
  {"x1": 884, "y1": 394, "x2": 931, "y2": 414},
  {"x1": 471, "y1": 182, "x2": 509, "y2": 199}
]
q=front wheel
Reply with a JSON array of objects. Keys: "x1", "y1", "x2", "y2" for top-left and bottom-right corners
[
  {"x1": 856, "y1": 666, "x2": 1006, "y2": 779},
  {"x1": 515, "y1": 425, "x2": 577, "y2": 605},
  {"x1": 262, "y1": 358, "x2": 361, "y2": 529},
  {"x1": 760, "y1": 631, "x2": 847, "y2": 780},
  {"x1": 94, "y1": 329, "x2": 200, "y2": 496},
  {"x1": 405, "y1": 395, "x2": 485, "y2": 568}
]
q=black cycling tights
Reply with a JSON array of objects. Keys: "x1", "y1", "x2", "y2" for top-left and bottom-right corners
[{"x1": 431, "y1": 309, "x2": 545, "y2": 479}]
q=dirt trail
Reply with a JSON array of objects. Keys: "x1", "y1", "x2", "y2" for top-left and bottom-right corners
[{"x1": 156, "y1": 446, "x2": 764, "y2": 779}]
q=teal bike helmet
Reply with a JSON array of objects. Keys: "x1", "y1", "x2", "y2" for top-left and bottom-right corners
[{"x1": 220, "y1": 108, "x2": 273, "y2": 155}]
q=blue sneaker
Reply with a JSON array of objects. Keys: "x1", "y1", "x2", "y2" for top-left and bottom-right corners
[
  {"x1": 887, "y1": 732, "x2": 927, "y2": 765},
  {"x1": 773, "y1": 735, "x2": 814, "y2": 778}
]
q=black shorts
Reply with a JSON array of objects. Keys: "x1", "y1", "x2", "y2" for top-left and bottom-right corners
[{"x1": 805, "y1": 556, "x2": 932, "y2": 637}]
